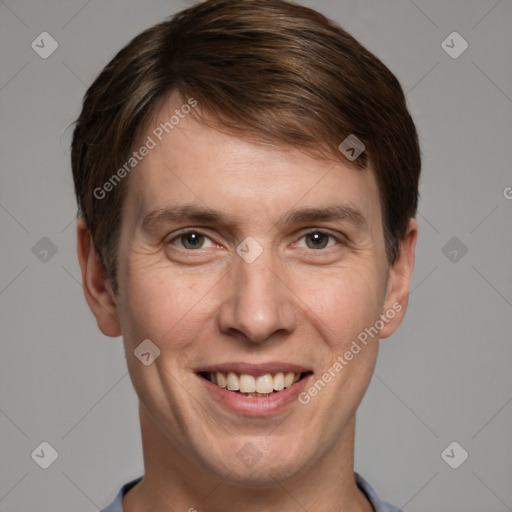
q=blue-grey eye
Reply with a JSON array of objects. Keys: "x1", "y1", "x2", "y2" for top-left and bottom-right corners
[
  {"x1": 297, "y1": 231, "x2": 337, "y2": 250},
  {"x1": 180, "y1": 232, "x2": 205, "y2": 249}
]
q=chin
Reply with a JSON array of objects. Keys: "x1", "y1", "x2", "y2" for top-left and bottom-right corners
[{"x1": 196, "y1": 435, "x2": 313, "y2": 486}]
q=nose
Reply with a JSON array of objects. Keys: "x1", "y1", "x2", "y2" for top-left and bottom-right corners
[{"x1": 218, "y1": 250, "x2": 297, "y2": 344}]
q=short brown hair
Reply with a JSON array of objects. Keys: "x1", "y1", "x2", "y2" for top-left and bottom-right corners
[{"x1": 71, "y1": 0, "x2": 421, "y2": 290}]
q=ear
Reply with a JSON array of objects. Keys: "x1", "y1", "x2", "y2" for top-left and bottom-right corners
[
  {"x1": 379, "y1": 217, "x2": 418, "y2": 339},
  {"x1": 76, "y1": 217, "x2": 122, "y2": 337}
]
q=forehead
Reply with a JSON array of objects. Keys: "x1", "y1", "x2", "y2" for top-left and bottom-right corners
[{"x1": 125, "y1": 93, "x2": 382, "y2": 231}]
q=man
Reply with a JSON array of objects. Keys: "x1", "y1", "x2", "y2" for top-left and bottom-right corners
[{"x1": 71, "y1": 0, "x2": 420, "y2": 510}]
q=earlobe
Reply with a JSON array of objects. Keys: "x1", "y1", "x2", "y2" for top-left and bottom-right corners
[
  {"x1": 379, "y1": 217, "x2": 418, "y2": 339},
  {"x1": 76, "y1": 217, "x2": 122, "y2": 337}
]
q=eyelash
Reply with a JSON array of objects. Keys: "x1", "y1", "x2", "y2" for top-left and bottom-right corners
[
  {"x1": 168, "y1": 228, "x2": 345, "y2": 251},
  {"x1": 296, "y1": 229, "x2": 341, "y2": 250}
]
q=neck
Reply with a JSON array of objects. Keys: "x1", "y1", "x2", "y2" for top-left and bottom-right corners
[{"x1": 123, "y1": 402, "x2": 374, "y2": 512}]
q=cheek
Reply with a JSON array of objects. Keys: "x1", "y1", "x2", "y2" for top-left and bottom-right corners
[
  {"x1": 118, "y1": 259, "x2": 220, "y2": 353},
  {"x1": 298, "y1": 261, "x2": 385, "y2": 348}
]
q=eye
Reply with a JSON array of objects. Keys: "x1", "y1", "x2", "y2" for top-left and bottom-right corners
[
  {"x1": 296, "y1": 231, "x2": 338, "y2": 250},
  {"x1": 170, "y1": 230, "x2": 216, "y2": 250}
]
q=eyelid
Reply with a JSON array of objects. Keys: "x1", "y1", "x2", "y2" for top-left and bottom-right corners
[
  {"x1": 301, "y1": 228, "x2": 346, "y2": 239},
  {"x1": 294, "y1": 228, "x2": 347, "y2": 247},
  {"x1": 166, "y1": 227, "x2": 347, "y2": 250},
  {"x1": 167, "y1": 228, "x2": 218, "y2": 248}
]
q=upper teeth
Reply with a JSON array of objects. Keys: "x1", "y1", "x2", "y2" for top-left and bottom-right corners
[{"x1": 210, "y1": 371, "x2": 301, "y2": 393}]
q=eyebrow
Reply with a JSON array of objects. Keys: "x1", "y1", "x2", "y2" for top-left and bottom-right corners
[
  {"x1": 141, "y1": 204, "x2": 368, "y2": 232},
  {"x1": 283, "y1": 205, "x2": 368, "y2": 231},
  {"x1": 142, "y1": 204, "x2": 227, "y2": 230}
]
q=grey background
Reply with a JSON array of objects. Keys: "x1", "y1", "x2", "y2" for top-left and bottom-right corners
[{"x1": 1, "y1": 0, "x2": 511, "y2": 510}]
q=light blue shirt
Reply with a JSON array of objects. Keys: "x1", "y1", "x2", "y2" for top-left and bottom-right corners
[{"x1": 100, "y1": 472, "x2": 402, "y2": 512}]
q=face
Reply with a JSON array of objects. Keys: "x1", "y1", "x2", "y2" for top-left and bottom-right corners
[{"x1": 80, "y1": 93, "x2": 416, "y2": 485}]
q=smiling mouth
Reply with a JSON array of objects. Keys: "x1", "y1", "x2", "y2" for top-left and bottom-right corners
[{"x1": 199, "y1": 371, "x2": 312, "y2": 397}]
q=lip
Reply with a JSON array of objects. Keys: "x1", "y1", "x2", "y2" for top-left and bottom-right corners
[
  {"x1": 194, "y1": 361, "x2": 312, "y2": 376},
  {"x1": 197, "y1": 370, "x2": 313, "y2": 416}
]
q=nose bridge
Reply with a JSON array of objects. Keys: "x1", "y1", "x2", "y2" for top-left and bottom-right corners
[{"x1": 218, "y1": 245, "x2": 296, "y2": 343}]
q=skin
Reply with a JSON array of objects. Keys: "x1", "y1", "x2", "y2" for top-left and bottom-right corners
[{"x1": 77, "y1": 92, "x2": 417, "y2": 512}]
